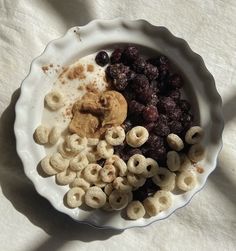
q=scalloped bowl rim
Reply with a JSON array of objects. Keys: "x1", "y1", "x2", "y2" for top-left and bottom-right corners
[{"x1": 14, "y1": 18, "x2": 224, "y2": 230}]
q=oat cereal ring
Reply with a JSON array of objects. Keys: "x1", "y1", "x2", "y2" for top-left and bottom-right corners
[
  {"x1": 167, "y1": 133, "x2": 184, "y2": 151},
  {"x1": 66, "y1": 134, "x2": 87, "y2": 153},
  {"x1": 56, "y1": 169, "x2": 76, "y2": 185},
  {"x1": 94, "y1": 179, "x2": 107, "y2": 188},
  {"x1": 71, "y1": 177, "x2": 91, "y2": 191},
  {"x1": 83, "y1": 164, "x2": 102, "y2": 183},
  {"x1": 161, "y1": 177, "x2": 176, "y2": 192},
  {"x1": 69, "y1": 154, "x2": 89, "y2": 171},
  {"x1": 104, "y1": 183, "x2": 114, "y2": 196},
  {"x1": 126, "y1": 126, "x2": 149, "y2": 147},
  {"x1": 105, "y1": 126, "x2": 125, "y2": 146},
  {"x1": 105, "y1": 155, "x2": 127, "y2": 176},
  {"x1": 34, "y1": 125, "x2": 50, "y2": 144},
  {"x1": 45, "y1": 90, "x2": 64, "y2": 111},
  {"x1": 40, "y1": 155, "x2": 58, "y2": 175},
  {"x1": 100, "y1": 164, "x2": 117, "y2": 183},
  {"x1": 58, "y1": 142, "x2": 77, "y2": 159},
  {"x1": 86, "y1": 150, "x2": 101, "y2": 163},
  {"x1": 87, "y1": 138, "x2": 99, "y2": 146},
  {"x1": 154, "y1": 190, "x2": 172, "y2": 211},
  {"x1": 127, "y1": 154, "x2": 146, "y2": 174},
  {"x1": 113, "y1": 177, "x2": 133, "y2": 192},
  {"x1": 127, "y1": 201, "x2": 146, "y2": 220},
  {"x1": 127, "y1": 172, "x2": 146, "y2": 188},
  {"x1": 97, "y1": 140, "x2": 114, "y2": 159},
  {"x1": 177, "y1": 170, "x2": 197, "y2": 191},
  {"x1": 141, "y1": 158, "x2": 159, "y2": 178},
  {"x1": 143, "y1": 197, "x2": 160, "y2": 217},
  {"x1": 185, "y1": 126, "x2": 204, "y2": 144},
  {"x1": 167, "y1": 151, "x2": 181, "y2": 171},
  {"x1": 179, "y1": 154, "x2": 193, "y2": 172},
  {"x1": 50, "y1": 152, "x2": 69, "y2": 172},
  {"x1": 76, "y1": 169, "x2": 84, "y2": 178},
  {"x1": 188, "y1": 143, "x2": 206, "y2": 163},
  {"x1": 66, "y1": 187, "x2": 85, "y2": 208},
  {"x1": 85, "y1": 186, "x2": 106, "y2": 208},
  {"x1": 48, "y1": 126, "x2": 61, "y2": 145},
  {"x1": 152, "y1": 167, "x2": 176, "y2": 188},
  {"x1": 109, "y1": 190, "x2": 129, "y2": 210}
]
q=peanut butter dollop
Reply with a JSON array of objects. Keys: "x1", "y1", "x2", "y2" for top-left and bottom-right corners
[{"x1": 69, "y1": 91, "x2": 127, "y2": 138}]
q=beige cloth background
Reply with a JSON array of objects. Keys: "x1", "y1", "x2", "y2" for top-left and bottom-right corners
[{"x1": 0, "y1": 0, "x2": 236, "y2": 250}]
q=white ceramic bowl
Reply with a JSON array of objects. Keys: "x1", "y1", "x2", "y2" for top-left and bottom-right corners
[{"x1": 14, "y1": 18, "x2": 224, "y2": 230}]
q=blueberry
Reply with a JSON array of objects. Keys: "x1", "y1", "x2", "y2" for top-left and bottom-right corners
[
  {"x1": 112, "y1": 74, "x2": 128, "y2": 91},
  {"x1": 110, "y1": 48, "x2": 123, "y2": 64},
  {"x1": 168, "y1": 120, "x2": 183, "y2": 135},
  {"x1": 168, "y1": 107, "x2": 182, "y2": 121},
  {"x1": 145, "y1": 134, "x2": 164, "y2": 149},
  {"x1": 126, "y1": 70, "x2": 136, "y2": 82},
  {"x1": 142, "y1": 105, "x2": 159, "y2": 122},
  {"x1": 136, "y1": 88, "x2": 153, "y2": 104},
  {"x1": 143, "y1": 179, "x2": 160, "y2": 194},
  {"x1": 168, "y1": 89, "x2": 181, "y2": 101},
  {"x1": 154, "y1": 121, "x2": 170, "y2": 137},
  {"x1": 159, "y1": 114, "x2": 169, "y2": 123},
  {"x1": 148, "y1": 92, "x2": 159, "y2": 106},
  {"x1": 158, "y1": 64, "x2": 169, "y2": 81},
  {"x1": 144, "y1": 63, "x2": 159, "y2": 81},
  {"x1": 95, "y1": 51, "x2": 109, "y2": 66},
  {"x1": 147, "y1": 55, "x2": 169, "y2": 67},
  {"x1": 147, "y1": 146, "x2": 167, "y2": 162},
  {"x1": 122, "y1": 45, "x2": 139, "y2": 64},
  {"x1": 129, "y1": 100, "x2": 145, "y2": 115},
  {"x1": 168, "y1": 74, "x2": 183, "y2": 89},
  {"x1": 150, "y1": 80, "x2": 159, "y2": 92},
  {"x1": 179, "y1": 99, "x2": 191, "y2": 112},
  {"x1": 158, "y1": 96, "x2": 176, "y2": 113},
  {"x1": 114, "y1": 143, "x2": 126, "y2": 157},
  {"x1": 105, "y1": 63, "x2": 129, "y2": 79},
  {"x1": 157, "y1": 80, "x2": 169, "y2": 95},
  {"x1": 121, "y1": 87, "x2": 136, "y2": 102},
  {"x1": 132, "y1": 74, "x2": 149, "y2": 93},
  {"x1": 132, "y1": 57, "x2": 146, "y2": 73},
  {"x1": 142, "y1": 122, "x2": 156, "y2": 132},
  {"x1": 132, "y1": 189, "x2": 148, "y2": 202},
  {"x1": 127, "y1": 148, "x2": 142, "y2": 157},
  {"x1": 122, "y1": 120, "x2": 133, "y2": 132},
  {"x1": 180, "y1": 112, "x2": 194, "y2": 129}
]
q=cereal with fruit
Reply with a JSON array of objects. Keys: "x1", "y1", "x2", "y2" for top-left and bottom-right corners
[{"x1": 34, "y1": 45, "x2": 205, "y2": 220}]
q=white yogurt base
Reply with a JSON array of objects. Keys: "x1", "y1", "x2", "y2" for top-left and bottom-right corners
[{"x1": 42, "y1": 53, "x2": 108, "y2": 154}]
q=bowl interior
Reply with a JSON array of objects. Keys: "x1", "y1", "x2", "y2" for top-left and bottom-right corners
[{"x1": 14, "y1": 19, "x2": 223, "y2": 229}]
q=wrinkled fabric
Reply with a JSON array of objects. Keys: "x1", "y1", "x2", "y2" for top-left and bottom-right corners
[{"x1": 0, "y1": 1, "x2": 236, "y2": 250}]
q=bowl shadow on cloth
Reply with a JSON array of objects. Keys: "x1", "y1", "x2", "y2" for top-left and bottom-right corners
[
  {"x1": 0, "y1": 89, "x2": 122, "y2": 242},
  {"x1": 45, "y1": 0, "x2": 94, "y2": 28},
  {"x1": 1, "y1": 88, "x2": 236, "y2": 243}
]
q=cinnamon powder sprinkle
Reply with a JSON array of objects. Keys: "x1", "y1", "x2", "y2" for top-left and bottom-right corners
[
  {"x1": 86, "y1": 82, "x2": 99, "y2": 93},
  {"x1": 42, "y1": 66, "x2": 49, "y2": 73},
  {"x1": 196, "y1": 166, "x2": 204, "y2": 173},
  {"x1": 59, "y1": 67, "x2": 69, "y2": 79},
  {"x1": 87, "y1": 64, "x2": 94, "y2": 72},
  {"x1": 67, "y1": 64, "x2": 85, "y2": 80}
]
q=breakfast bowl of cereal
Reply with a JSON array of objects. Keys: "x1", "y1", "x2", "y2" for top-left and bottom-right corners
[{"x1": 14, "y1": 18, "x2": 223, "y2": 229}]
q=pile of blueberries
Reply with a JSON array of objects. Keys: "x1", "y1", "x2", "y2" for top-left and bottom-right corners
[{"x1": 95, "y1": 46, "x2": 194, "y2": 201}]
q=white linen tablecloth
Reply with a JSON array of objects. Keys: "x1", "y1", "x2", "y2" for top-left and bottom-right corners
[{"x1": 0, "y1": 1, "x2": 236, "y2": 250}]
